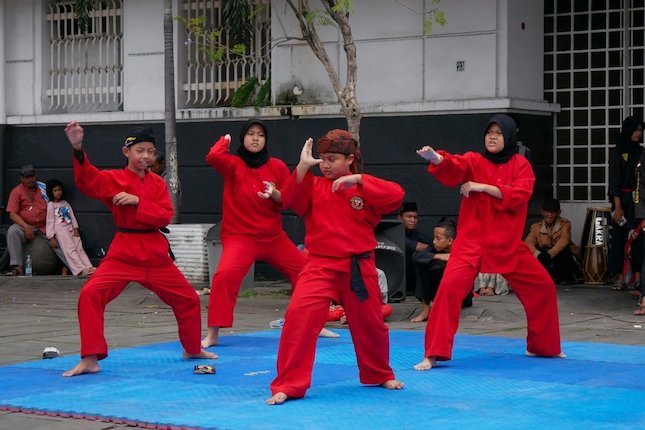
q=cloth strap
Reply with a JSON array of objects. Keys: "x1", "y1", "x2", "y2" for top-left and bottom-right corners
[
  {"x1": 350, "y1": 252, "x2": 372, "y2": 302},
  {"x1": 115, "y1": 227, "x2": 174, "y2": 260}
]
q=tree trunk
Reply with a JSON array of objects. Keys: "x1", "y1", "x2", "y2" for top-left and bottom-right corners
[
  {"x1": 286, "y1": 0, "x2": 363, "y2": 145},
  {"x1": 164, "y1": 0, "x2": 181, "y2": 223}
]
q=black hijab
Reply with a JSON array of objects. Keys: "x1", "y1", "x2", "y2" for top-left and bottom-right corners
[
  {"x1": 236, "y1": 118, "x2": 270, "y2": 168},
  {"x1": 615, "y1": 116, "x2": 643, "y2": 156},
  {"x1": 482, "y1": 114, "x2": 518, "y2": 164}
]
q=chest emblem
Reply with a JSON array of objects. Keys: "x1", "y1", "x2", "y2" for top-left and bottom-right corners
[{"x1": 349, "y1": 196, "x2": 364, "y2": 210}]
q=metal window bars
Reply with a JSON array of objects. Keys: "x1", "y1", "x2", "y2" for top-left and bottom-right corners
[
  {"x1": 180, "y1": 0, "x2": 271, "y2": 108},
  {"x1": 45, "y1": 0, "x2": 123, "y2": 113}
]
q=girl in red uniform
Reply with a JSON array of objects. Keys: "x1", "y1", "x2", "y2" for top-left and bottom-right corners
[
  {"x1": 266, "y1": 130, "x2": 405, "y2": 405},
  {"x1": 62, "y1": 121, "x2": 215, "y2": 377},
  {"x1": 414, "y1": 114, "x2": 563, "y2": 371},
  {"x1": 202, "y1": 119, "x2": 312, "y2": 347}
]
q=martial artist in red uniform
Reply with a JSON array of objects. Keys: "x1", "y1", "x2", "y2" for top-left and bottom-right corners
[
  {"x1": 62, "y1": 121, "x2": 215, "y2": 377},
  {"x1": 202, "y1": 119, "x2": 308, "y2": 347},
  {"x1": 414, "y1": 114, "x2": 563, "y2": 371},
  {"x1": 266, "y1": 130, "x2": 405, "y2": 405}
]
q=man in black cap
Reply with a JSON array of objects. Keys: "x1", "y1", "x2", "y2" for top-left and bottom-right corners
[
  {"x1": 3, "y1": 165, "x2": 68, "y2": 275},
  {"x1": 525, "y1": 198, "x2": 580, "y2": 283},
  {"x1": 398, "y1": 202, "x2": 432, "y2": 297}
]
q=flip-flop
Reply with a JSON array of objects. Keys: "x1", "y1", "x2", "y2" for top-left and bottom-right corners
[
  {"x1": 43, "y1": 346, "x2": 61, "y2": 359},
  {"x1": 3, "y1": 268, "x2": 21, "y2": 276},
  {"x1": 194, "y1": 365, "x2": 216, "y2": 374},
  {"x1": 633, "y1": 306, "x2": 645, "y2": 316},
  {"x1": 610, "y1": 282, "x2": 626, "y2": 291}
]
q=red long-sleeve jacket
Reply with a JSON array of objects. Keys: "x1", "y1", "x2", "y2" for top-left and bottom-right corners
[
  {"x1": 283, "y1": 171, "x2": 404, "y2": 270},
  {"x1": 206, "y1": 137, "x2": 290, "y2": 240},
  {"x1": 73, "y1": 151, "x2": 173, "y2": 266},
  {"x1": 428, "y1": 151, "x2": 534, "y2": 273}
]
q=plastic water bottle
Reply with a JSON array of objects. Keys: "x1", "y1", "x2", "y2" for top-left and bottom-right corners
[{"x1": 25, "y1": 254, "x2": 32, "y2": 277}]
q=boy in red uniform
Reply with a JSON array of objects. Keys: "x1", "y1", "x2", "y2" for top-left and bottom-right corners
[
  {"x1": 414, "y1": 114, "x2": 563, "y2": 371},
  {"x1": 203, "y1": 119, "x2": 331, "y2": 348},
  {"x1": 62, "y1": 121, "x2": 215, "y2": 377},
  {"x1": 266, "y1": 130, "x2": 405, "y2": 405}
]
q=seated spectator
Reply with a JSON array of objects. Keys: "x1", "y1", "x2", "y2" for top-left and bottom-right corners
[
  {"x1": 473, "y1": 272, "x2": 510, "y2": 296},
  {"x1": 524, "y1": 198, "x2": 580, "y2": 283},
  {"x1": 410, "y1": 218, "x2": 473, "y2": 323},
  {"x1": 399, "y1": 202, "x2": 432, "y2": 296},
  {"x1": 3, "y1": 165, "x2": 68, "y2": 276},
  {"x1": 151, "y1": 151, "x2": 166, "y2": 177}
]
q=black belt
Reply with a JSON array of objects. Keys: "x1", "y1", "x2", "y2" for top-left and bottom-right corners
[
  {"x1": 350, "y1": 252, "x2": 372, "y2": 302},
  {"x1": 116, "y1": 227, "x2": 170, "y2": 234},
  {"x1": 115, "y1": 227, "x2": 174, "y2": 260}
]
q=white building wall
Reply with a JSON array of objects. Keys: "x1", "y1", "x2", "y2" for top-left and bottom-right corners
[
  {"x1": 270, "y1": 0, "x2": 547, "y2": 108},
  {"x1": 4, "y1": 0, "x2": 37, "y2": 116},
  {"x1": 1, "y1": 0, "x2": 555, "y2": 125},
  {"x1": 122, "y1": 0, "x2": 165, "y2": 112},
  {"x1": 506, "y1": 0, "x2": 545, "y2": 100}
]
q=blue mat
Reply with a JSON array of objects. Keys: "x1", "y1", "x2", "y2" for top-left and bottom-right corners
[{"x1": 1, "y1": 330, "x2": 643, "y2": 429}]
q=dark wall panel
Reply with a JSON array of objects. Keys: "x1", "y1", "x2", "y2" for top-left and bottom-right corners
[{"x1": 2, "y1": 113, "x2": 554, "y2": 279}]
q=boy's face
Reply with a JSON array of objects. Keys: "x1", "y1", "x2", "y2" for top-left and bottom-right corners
[
  {"x1": 243, "y1": 124, "x2": 267, "y2": 153},
  {"x1": 484, "y1": 123, "x2": 505, "y2": 154},
  {"x1": 123, "y1": 142, "x2": 156, "y2": 173},
  {"x1": 433, "y1": 226, "x2": 453, "y2": 252},
  {"x1": 318, "y1": 152, "x2": 354, "y2": 180},
  {"x1": 399, "y1": 211, "x2": 418, "y2": 231}
]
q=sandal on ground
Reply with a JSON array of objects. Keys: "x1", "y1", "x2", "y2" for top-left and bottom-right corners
[
  {"x1": 3, "y1": 268, "x2": 22, "y2": 276},
  {"x1": 633, "y1": 305, "x2": 645, "y2": 316},
  {"x1": 610, "y1": 282, "x2": 626, "y2": 291}
]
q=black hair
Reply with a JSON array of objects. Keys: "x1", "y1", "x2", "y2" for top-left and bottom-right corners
[
  {"x1": 435, "y1": 217, "x2": 457, "y2": 239},
  {"x1": 155, "y1": 151, "x2": 165, "y2": 163},
  {"x1": 45, "y1": 179, "x2": 66, "y2": 201}
]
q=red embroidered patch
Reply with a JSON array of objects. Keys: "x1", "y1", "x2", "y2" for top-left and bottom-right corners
[{"x1": 349, "y1": 196, "x2": 364, "y2": 210}]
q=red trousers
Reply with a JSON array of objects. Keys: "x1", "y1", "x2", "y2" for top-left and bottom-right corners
[
  {"x1": 208, "y1": 234, "x2": 305, "y2": 328},
  {"x1": 77, "y1": 257, "x2": 202, "y2": 359},
  {"x1": 270, "y1": 256, "x2": 395, "y2": 398},
  {"x1": 424, "y1": 245, "x2": 562, "y2": 360}
]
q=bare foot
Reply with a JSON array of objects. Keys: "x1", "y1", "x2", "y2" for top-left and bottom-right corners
[
  {"x1": 184, "y1": 349, "x2": 218, "y2": 360},
  {"x1": 318, "y1": 328, "x2": 339, "y2": 338},
  {"x1": 413, "y1": 356, "x2": 437, "y2": 371},
  {"x1": 266, "y1": 392, "x2": 289, "y2": 405},
  {"x1": 62, "y1": 355, "x2": 100, "y2": 377},
  {"x1": 381, "y1": 379, "x2": 404, "y2": 390},
  {"x1": 410, "y1": 311, "x2": 428, "y2": 323},
  {"x1": 411, "y1": 302, "x2": 430, "y2": 323},
  {"x1": 201, "y1": 327, "x2": 219, "y2": 348},
  {"x1": 525, "y1": 350, "x2": 566, "y2": 358},
  {"x1": 339, "y1": 315, "x2": 347, "y2": 325}
]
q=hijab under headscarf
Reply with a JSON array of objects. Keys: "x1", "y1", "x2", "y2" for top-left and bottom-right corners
[
  {"x1": 236, "y1": 118, "x2": 270, "y2": 168},
  {"x1": 482, "y1": 114, "x2": 518, "y2": 164},
  {"x1": 615, "y1": 116, "x2": 644, "y2": 156}
]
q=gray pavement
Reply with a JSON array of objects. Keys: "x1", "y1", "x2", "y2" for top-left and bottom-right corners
[{"x1": 0, "y1": 276, "x2": 643, "y2": 429}]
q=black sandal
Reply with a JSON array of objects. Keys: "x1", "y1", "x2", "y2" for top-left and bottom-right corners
[{"x1": 3, "y1": 268, "x2": 22, "y2": 276}]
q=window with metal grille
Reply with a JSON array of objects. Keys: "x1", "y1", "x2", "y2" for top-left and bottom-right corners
[
  {"x1": 180, "y1": 0, "x2": 271, "y2": 108},
  {"x1": 45, "y1": 0, "x2": 124, "y2": 113},
  {"x1": 544, "y1": 0, "x2": 644, "y2": 202}
]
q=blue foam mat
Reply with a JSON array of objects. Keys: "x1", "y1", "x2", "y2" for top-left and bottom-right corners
[{"x1": 1, "y1": 330, "x2": 643, "y2": 430}]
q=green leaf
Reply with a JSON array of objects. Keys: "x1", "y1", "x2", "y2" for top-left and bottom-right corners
[
  {"x1": 231, "y1": 76, "x2": 259, "y2": 107},
  {"x1": 254, "y1": 79, "x2": 271, "y2": 108}
]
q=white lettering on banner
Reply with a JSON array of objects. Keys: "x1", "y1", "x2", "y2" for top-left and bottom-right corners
[{"x1": 594, "y1": 217, "x2": 604, "y2": 245}]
